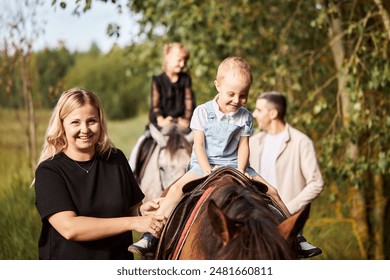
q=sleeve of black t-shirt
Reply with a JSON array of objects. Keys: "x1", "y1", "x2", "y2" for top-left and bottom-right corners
[
  {"x1": 35, "y1": 163, "x2": 76, "y2": 220},
  {"x1": 117, "y1": 149, "x2": 145, "y2": 207}
]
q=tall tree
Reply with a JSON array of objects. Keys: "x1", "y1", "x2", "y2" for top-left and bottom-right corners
[{"x1": 0, "y1": 0, "x2": 45, "y2": 170}]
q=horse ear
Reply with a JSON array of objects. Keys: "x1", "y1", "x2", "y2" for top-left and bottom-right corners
[
  {"x1": 208, "y1": 200, "x2": 236, "y2": 245},
  {"x1": 278, "y1": 205, "x2": 310, "y2": 242},
  {"x1": 148, "y1": 123, "x2": 167, "y2": 147}
]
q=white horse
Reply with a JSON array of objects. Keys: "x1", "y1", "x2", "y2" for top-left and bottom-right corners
[{"x1": 129, "y1": 123, "x2": 193, "y2": 202}]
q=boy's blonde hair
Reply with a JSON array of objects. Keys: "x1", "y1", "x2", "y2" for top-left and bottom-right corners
[
  {"x1": 162, "y1": 42, "x2": 189, "y2": 69},
  {"x1": 37, "y1": 88, "x2": 113, "y2": 165},
  {"x1": 216, "y1": 57, "x2": 252, "y2": 87}
]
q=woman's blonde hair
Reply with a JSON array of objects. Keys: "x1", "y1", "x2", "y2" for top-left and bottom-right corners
[
  {"x1": 162, "y1": 42, "x2": 189, "y2": 70},
  {"x1": 37, "y1": 88, "x2": 113, "y2": 165},
  {"x1": 216, "y1": 56, "x2": 253, "y2": 87}
]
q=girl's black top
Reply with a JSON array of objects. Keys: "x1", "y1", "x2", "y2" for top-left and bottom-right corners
[{"x1": 149, "y1": 72, "x2": 195, "y2": 128}]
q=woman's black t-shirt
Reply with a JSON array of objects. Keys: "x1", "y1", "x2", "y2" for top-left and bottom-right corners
[{"x1": 35, "y1": 149, "x2": 144, "y2": 260}]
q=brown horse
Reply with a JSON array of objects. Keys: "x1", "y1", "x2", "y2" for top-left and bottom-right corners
[{"x1": 155, "y1": 167, "x2": 309, "y2": 260}]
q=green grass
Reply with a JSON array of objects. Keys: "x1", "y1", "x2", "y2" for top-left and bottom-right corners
[
  {"x1": 0, "y1": 108, "x2": 50, "y2": 259},
  {"x1": 0, "y1": 108, "x2": 363, "y2": 260},
  {"x1": 108, "y1": 113, "x2": 148, "y2": 156},
  {"x1": 0, "y1": 175, "x2": 41, "y2": 259},
  {"x1": 303, "y1": 192, "x2": 365, "y2": 260}
]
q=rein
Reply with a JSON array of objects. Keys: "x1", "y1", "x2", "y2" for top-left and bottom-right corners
[{"x1": 171, "y1": 186, "x2": 215, "y2": 259}]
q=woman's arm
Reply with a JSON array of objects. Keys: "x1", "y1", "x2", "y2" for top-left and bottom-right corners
[{"x1": 48, "y1": 210, "x2": 165, "y2": 242}]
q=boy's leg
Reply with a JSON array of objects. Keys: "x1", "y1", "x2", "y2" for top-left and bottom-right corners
[
  {"x1": 155, "y1": 171, "x2": 201, "y2": 217},
  {"x1": 296, "y1": 205, "x2": 322, "y2": 258},
  {"x1": 128, "y1": 171, "x2": 200, "y2": 256},
  {"x1": 252, "y1": 175, "x2": 291, "y2": 217},
  {"x1": 252, "y1": 176, "x2": 322, "y2": 258}
]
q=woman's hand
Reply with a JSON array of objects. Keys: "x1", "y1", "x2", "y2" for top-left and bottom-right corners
[
  {"x1": 133, "y1": 215, "x2": 166, "y2": 238},
  {"x1": 177, "y1": 117, "x2": 190, "y2": 128}
]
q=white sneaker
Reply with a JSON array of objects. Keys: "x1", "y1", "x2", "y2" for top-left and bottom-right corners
[
  {"x1": 299, "y1": 240, "x2": 317, "y2": 251},
  {"x1": 128, "y1": 233, "x2": 158, "y2": 256},
  {"x1": 297, "y1": 235, "x2": 322, "y2": 258}
]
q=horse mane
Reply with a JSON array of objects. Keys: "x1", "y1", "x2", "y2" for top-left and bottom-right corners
[
  {"x1": 165, "y1": 126, "x2": 192, "y2": 158},
  {"x1": 193, "y1": 176, "x2": 295, "y2": 260}
]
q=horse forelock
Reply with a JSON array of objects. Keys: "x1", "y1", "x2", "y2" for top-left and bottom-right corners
[
  {"x1": 165, "y1": 129, "x2": 192, "y2": 158},
  {"x1": 195, "y1": 177, "x2": 295, "y2": 260}
]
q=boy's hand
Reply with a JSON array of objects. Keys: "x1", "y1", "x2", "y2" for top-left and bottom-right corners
[
  {"x1": 237, "y1": 168, "x2": 252, "y2": 180},
  {"x1": 140, "y1": 197, "x2": 164, "y2": 216},
  {"x1": 203, "y1": 165, "x2": 220, "y2": 176}
]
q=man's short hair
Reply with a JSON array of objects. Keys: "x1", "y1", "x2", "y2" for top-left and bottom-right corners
[{"x1": 258, "y1": 91, "x2": 287, "y2": 120}]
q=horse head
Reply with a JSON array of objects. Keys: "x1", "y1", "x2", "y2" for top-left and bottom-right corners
[
  {"x1": 207, "y1": 192, "x2": 309, "y2": 259},
  {"x1": 139, "y1": 123, "x2": 193, "y2": 202}
]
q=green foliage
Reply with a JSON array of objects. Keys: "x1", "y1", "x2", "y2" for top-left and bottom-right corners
[
  {"x1": 34, "y1": 46, "x2": 76, "y2": 107},
  {"x1": 128, "y1": 0, "x2": 331, "y2": 106},
  {"x1": 64, "y1": 47, "x2": 150, "y2": 119}
]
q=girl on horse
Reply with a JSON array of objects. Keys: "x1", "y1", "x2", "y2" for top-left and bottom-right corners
[{"x1": 129, "y1": 42, "x2": 195, "y2": 178}]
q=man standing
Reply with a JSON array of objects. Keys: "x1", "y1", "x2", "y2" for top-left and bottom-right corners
[{"x1": 249, "y1": 91, "x2": 324, "y2": 257}]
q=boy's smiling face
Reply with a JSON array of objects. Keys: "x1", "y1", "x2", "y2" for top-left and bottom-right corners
[{"x1": 215, "y1": 72, "x2": 250, "y2": 114}]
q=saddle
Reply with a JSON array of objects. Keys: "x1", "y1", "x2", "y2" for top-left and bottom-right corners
[
  {"x1": 134, "y1": 132, "x2": 157, "y2": 184},
  {"x1": 154, "y1": 166, "x2": 287, "y2": 260}
]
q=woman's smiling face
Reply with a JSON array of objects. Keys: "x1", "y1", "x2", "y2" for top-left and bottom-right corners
[{"x1": 62, "y1": 103, "x2": 101, "y2": 158}]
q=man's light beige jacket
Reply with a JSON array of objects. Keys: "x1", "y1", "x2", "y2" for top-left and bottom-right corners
[{"x1": 249, "y1": 124, "x2": 324, "y2": 215}]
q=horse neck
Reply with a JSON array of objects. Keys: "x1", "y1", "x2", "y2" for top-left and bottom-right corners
[{"x1": 191, "y1": 183, "x2": 295, "y2": 260}]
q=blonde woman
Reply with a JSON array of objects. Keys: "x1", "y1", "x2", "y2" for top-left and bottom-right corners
[{"x1": 34, "y1": 88, "x2": 165, "y2": 259}]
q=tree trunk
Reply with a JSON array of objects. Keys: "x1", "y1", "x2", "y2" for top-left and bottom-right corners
[
  {"x1": 20, "y1": 53, "x2": 38, "y2": 170},
  {"x1": 327, "y1": 1, "x2": 369, "y2": 258},
  {"x1": 372, "y1": 0, "x2": 390, "y2": 260},
  {"x1": 372, "y1": 174, "x2": 386, "y2": 259},
  {"x1": 374, "y1": 0, "x2": 390, "y2": 40}
]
